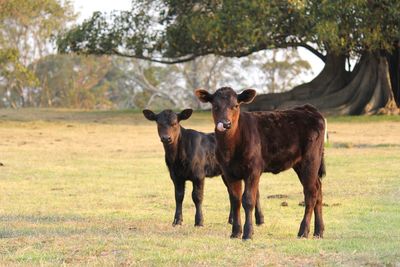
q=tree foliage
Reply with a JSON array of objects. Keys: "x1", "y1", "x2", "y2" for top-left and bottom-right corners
[
  {"x1": 58, "y1": 0, "x2": 400, "y2": 61},
  {"x1": 34, "y1": 54, "x2": 112, "y2": 108},
  {"x1": 58, "y1": 0, "x2": 400, "y2": 114},
  {"x1": 0, "y1": 49, "x2": 38, "y2": 108},
  {"x1": 1, "y1": 0, "x2": 76, "y2": 62},
  {"x1": 0, "y1": 0, "x2": 75, "y2": 107}
]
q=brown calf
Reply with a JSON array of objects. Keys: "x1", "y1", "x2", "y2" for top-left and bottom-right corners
[
  {"x1": 195, "y1": 87, "x2": 326, "y2": 240},
  {"x1": 143, "y1": 109, "x2": 265, "y2": 226}
]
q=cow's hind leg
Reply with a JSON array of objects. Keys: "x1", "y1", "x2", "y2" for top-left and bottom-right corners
[
  {"x1": 221, "y1": 175, "x2": 233, "y2": 224},
  {"x1": 313, "y1": 178, "x2": 324, "y2": 238},
  {"x1": 172, "y1": 179, "x2": 185, "y2": 226},
  {"x1": 294, "y1": 164, "x2": 319, "y2": 238},
  {"x1": 255, "y1": 188, "x2": 264, "y2": 225},
  {"x1": 192, "y1": 178, "x2": 205, "y2": 226}
]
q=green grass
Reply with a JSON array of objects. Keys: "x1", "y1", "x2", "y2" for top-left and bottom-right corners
[{"x1": 0, "y1": 109, "x2": 399, "y2": 266}]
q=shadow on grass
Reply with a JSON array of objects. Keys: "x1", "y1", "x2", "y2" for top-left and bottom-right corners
[
  {"x1": 328, "y1": 142, "x2": 400, "y2": 149},
  {"x1": 0, "y1": 213, "x2": 151, "y2": 239},
  {"x1": 0, "y1": 214, "x2": 89, "y2": 238},
  {"x1": 0, "y1": 214, "x2": 86, "y2": 223}
]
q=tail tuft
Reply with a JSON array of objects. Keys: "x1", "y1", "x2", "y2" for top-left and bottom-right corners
[{"x1": 318, "y1": 151, "x2": 326, "y2": 179}]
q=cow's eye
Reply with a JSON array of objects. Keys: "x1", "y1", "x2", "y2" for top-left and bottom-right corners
[
  {"x1": 232, "y1": 104, "x2": 239, "y2": 110},
  {"x1": 213, "y1": 105, "x2": 219, "y2": 111},
  {"x1": 171, "y1": 122, "x2": 178, "y2": 126}
]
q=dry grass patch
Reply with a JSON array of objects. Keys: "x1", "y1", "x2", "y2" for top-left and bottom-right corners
[{"x1": 0, "y1": 109, "x2": 399, "y2": 266}]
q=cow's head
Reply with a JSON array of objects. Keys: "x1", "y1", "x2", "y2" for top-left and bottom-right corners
[
  {"x1": 142, "y1": 109, "x2": 193, "y2": 144},
  {"x1": 195, "y1": 87, "x2": 256, "y2": 132}
]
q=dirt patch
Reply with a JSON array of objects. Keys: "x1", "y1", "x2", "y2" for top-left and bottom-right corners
[
  {"x1": 267, "y1": 194, "x2": 288, "y2": 199},
  {"x1": 298, "y1": 201, "x2": 340, "y2": 207}
]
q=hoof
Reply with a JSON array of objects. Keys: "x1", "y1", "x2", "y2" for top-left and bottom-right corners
[
  {"x1": 242, "y1": 234, "x2": 253, "y2": 240},
  {"x1": 256, "y1": 218, "x2": 264, "y2": 226},
  {"x1": 313, "y1": 233, "x2": 323, "y2": 239},
  {"x1": 194, "y1": 223, "x2": 204, "y2": 227},
  {"x1": 297, "y1": 223, "x2": 309, "y2": 238},
  {"x1": 230, "y1": 232, "x2": 242, "y2": 239},
  {"x1": 172, "y1": 219, "x2": 183, "y2": 226},
  {"x1": 297, "y1": 232, "x2": 309, "y2": 238}
]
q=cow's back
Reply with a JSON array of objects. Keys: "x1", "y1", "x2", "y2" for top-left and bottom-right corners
[{"x1": 249, "y1": 105, "x2": 325, "y2": 174}]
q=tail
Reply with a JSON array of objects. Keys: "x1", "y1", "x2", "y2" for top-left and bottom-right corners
[{"x1": 318, "y1": 151, "x2": 326, "y2": 179}]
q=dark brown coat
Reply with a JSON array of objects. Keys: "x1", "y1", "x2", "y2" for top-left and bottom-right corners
[
  {"x1": 196, "y1": 87, "x2": 325, "y2": 239},
  {"x1": 143, "y1": 109, "x2": 265, "y2": 226}
]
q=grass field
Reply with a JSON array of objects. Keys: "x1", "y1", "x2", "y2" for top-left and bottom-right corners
[{"x1": 0, "y1": 109, "x2": 399, "y2": 266}]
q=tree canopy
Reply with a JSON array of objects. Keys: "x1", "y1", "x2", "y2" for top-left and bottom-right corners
[
  {"x1": 58, "y1": 0, "x2": 400, "y2": 63},
  {"x1": 0, "y1": 0, "x2": 75, "y2": 107},
  {"x1": 57, "y1": 0, "x2": 400, "y2": 114}
]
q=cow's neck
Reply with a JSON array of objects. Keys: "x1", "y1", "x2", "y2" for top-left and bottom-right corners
[
  {"x1": 215, "y1": 116, "x2": 242, "y2": 160},
  {"x1": 163, "y1": 127, "x2": 184, "y2": 163}
]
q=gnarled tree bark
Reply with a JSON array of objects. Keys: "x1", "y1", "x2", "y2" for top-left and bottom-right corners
[
  {"x1": 388, "y1": 40, "x2": 400, "y2": 106},
  {"x1": 245, "y1": 51, "x2": 399, "y2": 115}
]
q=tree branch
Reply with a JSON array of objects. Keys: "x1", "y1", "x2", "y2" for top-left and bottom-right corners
[
  {"x1": 111, "y1": 49, "x2": 210, "y2": 64},
  {"x1": 298, "y1": 43, "x2": 326, "y2": 62}
]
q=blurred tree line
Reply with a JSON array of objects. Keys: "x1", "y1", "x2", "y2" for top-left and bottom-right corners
[
  {"x1": 58, "y1": 0, "x2": 400, "y2": 115},
  {"x1": 0, "y1": 0, "x2": 312, "y2": 109}
]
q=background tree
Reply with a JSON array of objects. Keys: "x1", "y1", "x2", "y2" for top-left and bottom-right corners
[
  {"x1": 58, "y1": 0, "x2": 400, "y2": 115},
  {"x1": 34, "y1": 54, "x2": 112, "y2": 108},
  {"x1": 0, "y1": 0, "x2": 75, "y2": 107},
  {"x1": 241, "y1": 48, "x2": 313, "y2": 94},
  {"x1": 108, "y1": 55, "x2": 241, "y2": 109},
  {"x1": 0, "y1": 49, "x2": 38, "y2": 108}
]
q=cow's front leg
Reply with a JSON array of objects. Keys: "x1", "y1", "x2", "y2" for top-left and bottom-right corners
[
  {"x1": 172, "y1": 179, "x2": 185, "y2": 226},
  {"x1": 192, "y1": 178, "x2": 205, "y2": 226},
  {"x1": 228, "y1": 179, "x2": 243, "y2": 238},
  {"x1": 242, "y1": 173, "x2": 260, "y2": 240}
]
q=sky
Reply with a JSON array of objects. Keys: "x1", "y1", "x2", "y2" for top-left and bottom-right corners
[
  {"x1": 71, "y1": 1, "x2": 324, "y2": 82},
  {"x1": 73, "y1": 0, "x2": 132, "y2": 23}
]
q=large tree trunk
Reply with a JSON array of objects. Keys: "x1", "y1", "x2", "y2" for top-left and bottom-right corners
[
  {"x1": 387, "y1": 40, "x2": 400, "y2": 106},
  {"x1": 245, "y1": 51, "x2": 399, "y2": 115}
]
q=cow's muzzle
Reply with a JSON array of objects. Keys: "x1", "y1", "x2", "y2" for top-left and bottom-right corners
[
  {"x1": 216, "y1": 120, "x2": 231, "y2": 132},
  {"x1": 160, "y1": 135, "x2": 172, "y2": 144}
]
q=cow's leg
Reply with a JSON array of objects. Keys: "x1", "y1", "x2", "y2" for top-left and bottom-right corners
[
  {"x1": 255, "y1": 188, "x2": 264, "y2": 225},
  {"x1": 313, "y1": 178, "x2": 324, "y2": 238},
  {"x1": 295, "y1": 164, "x2": 319, "y2": 238},
  {"x1": 242, "y1": 174, "x2": 260, "y2": 240},
  {"x1": 221, "y1": 175, "x2": 233, "y2": 224},
  {"x1": 192, "y1": 178, "x2": 205, "y2": 226},
  {"x1": 228, "y1": 180, "x2": 243, "y2": 238},
  {"x1": 172, "y1": 179, "x2": 185, "y2": 226}
]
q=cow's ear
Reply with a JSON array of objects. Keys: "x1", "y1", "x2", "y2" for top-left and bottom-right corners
[
  {"x1": 195, "y1": 89, "x2": 213, "y2": 103},
  {"x1": 178, "y1": 109, "x2": 193, "y2": 121},
  {"x1": 238, "y1": 89, "x2": 256, "y2": 104},
  {"x1": 143, "y1": 109, "x2": 157, "y2": 121}
]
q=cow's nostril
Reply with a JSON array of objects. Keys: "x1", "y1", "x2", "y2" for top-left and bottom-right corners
[
  {"x1": 161, "y1": 136, "x2": 172, "y2": 143},
  {"x1": 223, "y1": 121, "x2": 232, "y2": 129}
]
